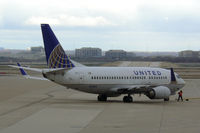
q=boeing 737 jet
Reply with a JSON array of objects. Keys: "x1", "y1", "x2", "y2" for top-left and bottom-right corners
[{"x1": 10, "y1": 24, "x2": 185, "y2": 102}]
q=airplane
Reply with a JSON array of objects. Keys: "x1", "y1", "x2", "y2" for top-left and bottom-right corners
[{"x1": 9, "y1": 24, "x2": 185, "y2": 103}]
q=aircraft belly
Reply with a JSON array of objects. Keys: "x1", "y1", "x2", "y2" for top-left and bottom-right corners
[{"x1": 64, "y1": 84, "x2": 121, "y2": 94}]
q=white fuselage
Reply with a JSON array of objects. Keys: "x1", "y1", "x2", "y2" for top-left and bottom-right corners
[{"x1": 45, "y1": 67, "x2": 185, "y2": 96}]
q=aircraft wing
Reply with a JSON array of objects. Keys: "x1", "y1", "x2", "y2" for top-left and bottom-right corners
[
  {"x1": 23, "y1": 75, "x2": 48, "y2": 80},
  {"x1": 112, "y1": 85, "x2": 154, "y2": 94}
]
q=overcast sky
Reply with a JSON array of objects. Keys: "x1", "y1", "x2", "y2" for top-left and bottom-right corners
[{"x1": 0, "y1": 0, "x2": 200, "y2": 51}]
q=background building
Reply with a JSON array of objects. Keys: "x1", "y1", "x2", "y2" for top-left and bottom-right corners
[
  {"x1": 126, "y1": 52, "x2": 136, "y2": 57},
  {"x1": 105, "y1": 50, "x2": 127, "y2": 59},
  {"x1": 179, "y1": 50, "x2": 200, "y2": 58},
  {"x1": 30, "y1": 46, "x2": 44, "y2": 53},
  {"x1": 75, "y1": 47, "x2": 102, "y2": 58}
]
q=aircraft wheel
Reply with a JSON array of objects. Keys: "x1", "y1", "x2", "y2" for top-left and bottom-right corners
[
  {"x1": 97, "y1": 94, "x2": 107, "y2": 101},
  {"x1": 123, "y1": 96, "x2": 128, "y2": 102},
  {"x1": 123, "y1": 96, "x2": 133, "y2": 103},
  {"x1": 164, "y1": 98, "x2": 169, "y2": 101}
]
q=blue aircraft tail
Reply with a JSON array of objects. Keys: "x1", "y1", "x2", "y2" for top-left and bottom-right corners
[
  {"x1": 41, "y1": 24, "x2": 75, "y2": 68},
  {"x1": 170, "y1": 68, "x2": 176, "y2": 82}
]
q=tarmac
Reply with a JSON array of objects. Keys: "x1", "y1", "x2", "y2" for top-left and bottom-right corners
[{"x1": 0, "y1": 75, "x2": 200, "y2": 133}]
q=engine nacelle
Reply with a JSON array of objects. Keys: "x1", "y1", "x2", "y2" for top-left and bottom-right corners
[{"x1": 146, "y1": 86, "x2": 171, "y2": 99}]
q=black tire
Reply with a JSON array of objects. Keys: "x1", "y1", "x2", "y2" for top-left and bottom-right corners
[
  {"x1": 128, "y1": 96, "x2": 133, "y2": 102},
  {"x1": 123, "y1": 96, "x2": 133, "y2": 103},
  {"x1": 123, "y1": 96, "x2": 128, "y2": 102},
  {"x1": 97, "y1": 94, "x2": 107, "y2": 101},
  {"x1": 164, "y1": 98, "x2": 169, "y2": 101}
]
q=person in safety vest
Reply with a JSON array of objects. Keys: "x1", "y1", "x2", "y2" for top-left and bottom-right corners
[{"x1": 178, "y1": 90, "x2": 183, "y2": 101}]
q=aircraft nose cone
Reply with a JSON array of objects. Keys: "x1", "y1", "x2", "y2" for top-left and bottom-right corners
[
  {"x1": 179, "y1": 78, "x2": 186, "y2": 87},
  {"x1": 182, "y1": 79, "x2": 186, "y2": 85}
]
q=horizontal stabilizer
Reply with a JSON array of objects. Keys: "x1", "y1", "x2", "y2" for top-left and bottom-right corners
[
  {"x1": 8, "y1": 65, "x2": 42, "y2": 72},
  {"x1": 12, "y1": 63, "x2": 48, "y2": 81}
]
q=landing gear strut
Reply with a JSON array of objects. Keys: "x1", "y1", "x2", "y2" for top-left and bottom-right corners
[
  {"x1": 97, "y1": 94, "x2": 107, "y2": 101},
  {"x1": 123, "y1": 94, "x2": 133, "y2": 103}
]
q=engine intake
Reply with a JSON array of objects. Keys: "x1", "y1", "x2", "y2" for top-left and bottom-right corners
[{"x1": 146, "y1": 86, "x2": 171, "y2": 99}]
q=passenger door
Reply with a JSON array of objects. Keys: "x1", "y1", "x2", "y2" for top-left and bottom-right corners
[{"x1": 79, "y1": 72, "x2": 85, "y2": 84}]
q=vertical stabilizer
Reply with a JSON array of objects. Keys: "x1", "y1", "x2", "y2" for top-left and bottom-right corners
[
  {"x1": 170, "y1": 68, "x2": 176, "y2": 82},
  {"x1": 41, "y1": 24, "x2": 75, "y2": 68}
]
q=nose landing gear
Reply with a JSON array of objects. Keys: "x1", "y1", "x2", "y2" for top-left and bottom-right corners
[{"x1": 164, "y1": 97, "x2": 169, "y2": 101}]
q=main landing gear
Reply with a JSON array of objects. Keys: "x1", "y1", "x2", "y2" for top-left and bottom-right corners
[
  {"x1": 97, "y1": 94, "x2": 133, "y2": 103},
  {"x1": 164, "y1": 98, "x2": 169, "y2": 101},
  {"x1": 123, "y1": 94, "x2": 133, "y2": 103},
  {"x1": 97, "y1": 94, "x2": 107, "y2": 101}
]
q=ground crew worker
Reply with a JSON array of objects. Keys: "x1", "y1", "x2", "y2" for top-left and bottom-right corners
[{"x1": 177, "y1": 90, "x2": 183, "y2": 101}]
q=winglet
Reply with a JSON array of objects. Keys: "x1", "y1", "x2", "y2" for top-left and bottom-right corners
[
  {"x1": 170, "y1": 68, "x2": 176, "y2": 82},
  {"x1": 17, "y1": 63, "x2": 27, "y2": 76}
]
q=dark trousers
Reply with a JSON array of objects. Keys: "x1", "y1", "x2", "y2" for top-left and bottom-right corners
[{"x1": 178, "y1": 96, "x2": 183, "y2": 101}]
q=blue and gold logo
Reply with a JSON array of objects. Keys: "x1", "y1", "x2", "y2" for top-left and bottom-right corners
[{"x1": 48, "y1": 44, "x2": 75, "y2": 68}]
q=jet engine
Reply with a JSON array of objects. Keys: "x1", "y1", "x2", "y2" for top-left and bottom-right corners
[{"x1": 146, "y1": 86, "x2": 171, "y2": 99}]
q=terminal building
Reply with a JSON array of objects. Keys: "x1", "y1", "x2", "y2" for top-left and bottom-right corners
[
  {"x1": 30, "y1": 46, "x2": 44, "y2": 53},
  {"x1": 75, "y1": 47, "x2": 102, "y2": 58},
  {"x1": 179, "y1": 50, "x2": 200, "y2": 58},
  {"x1": 126, "y1": 52, "x2": 136, "y2": 57},
  {"x1": 105, "y1": 50, "x2": 127, "y2": 59}
]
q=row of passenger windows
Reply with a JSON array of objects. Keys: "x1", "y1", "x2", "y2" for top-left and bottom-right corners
[{"x1": 91, "y1": 76, "x2": 168, "y2": 80}]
